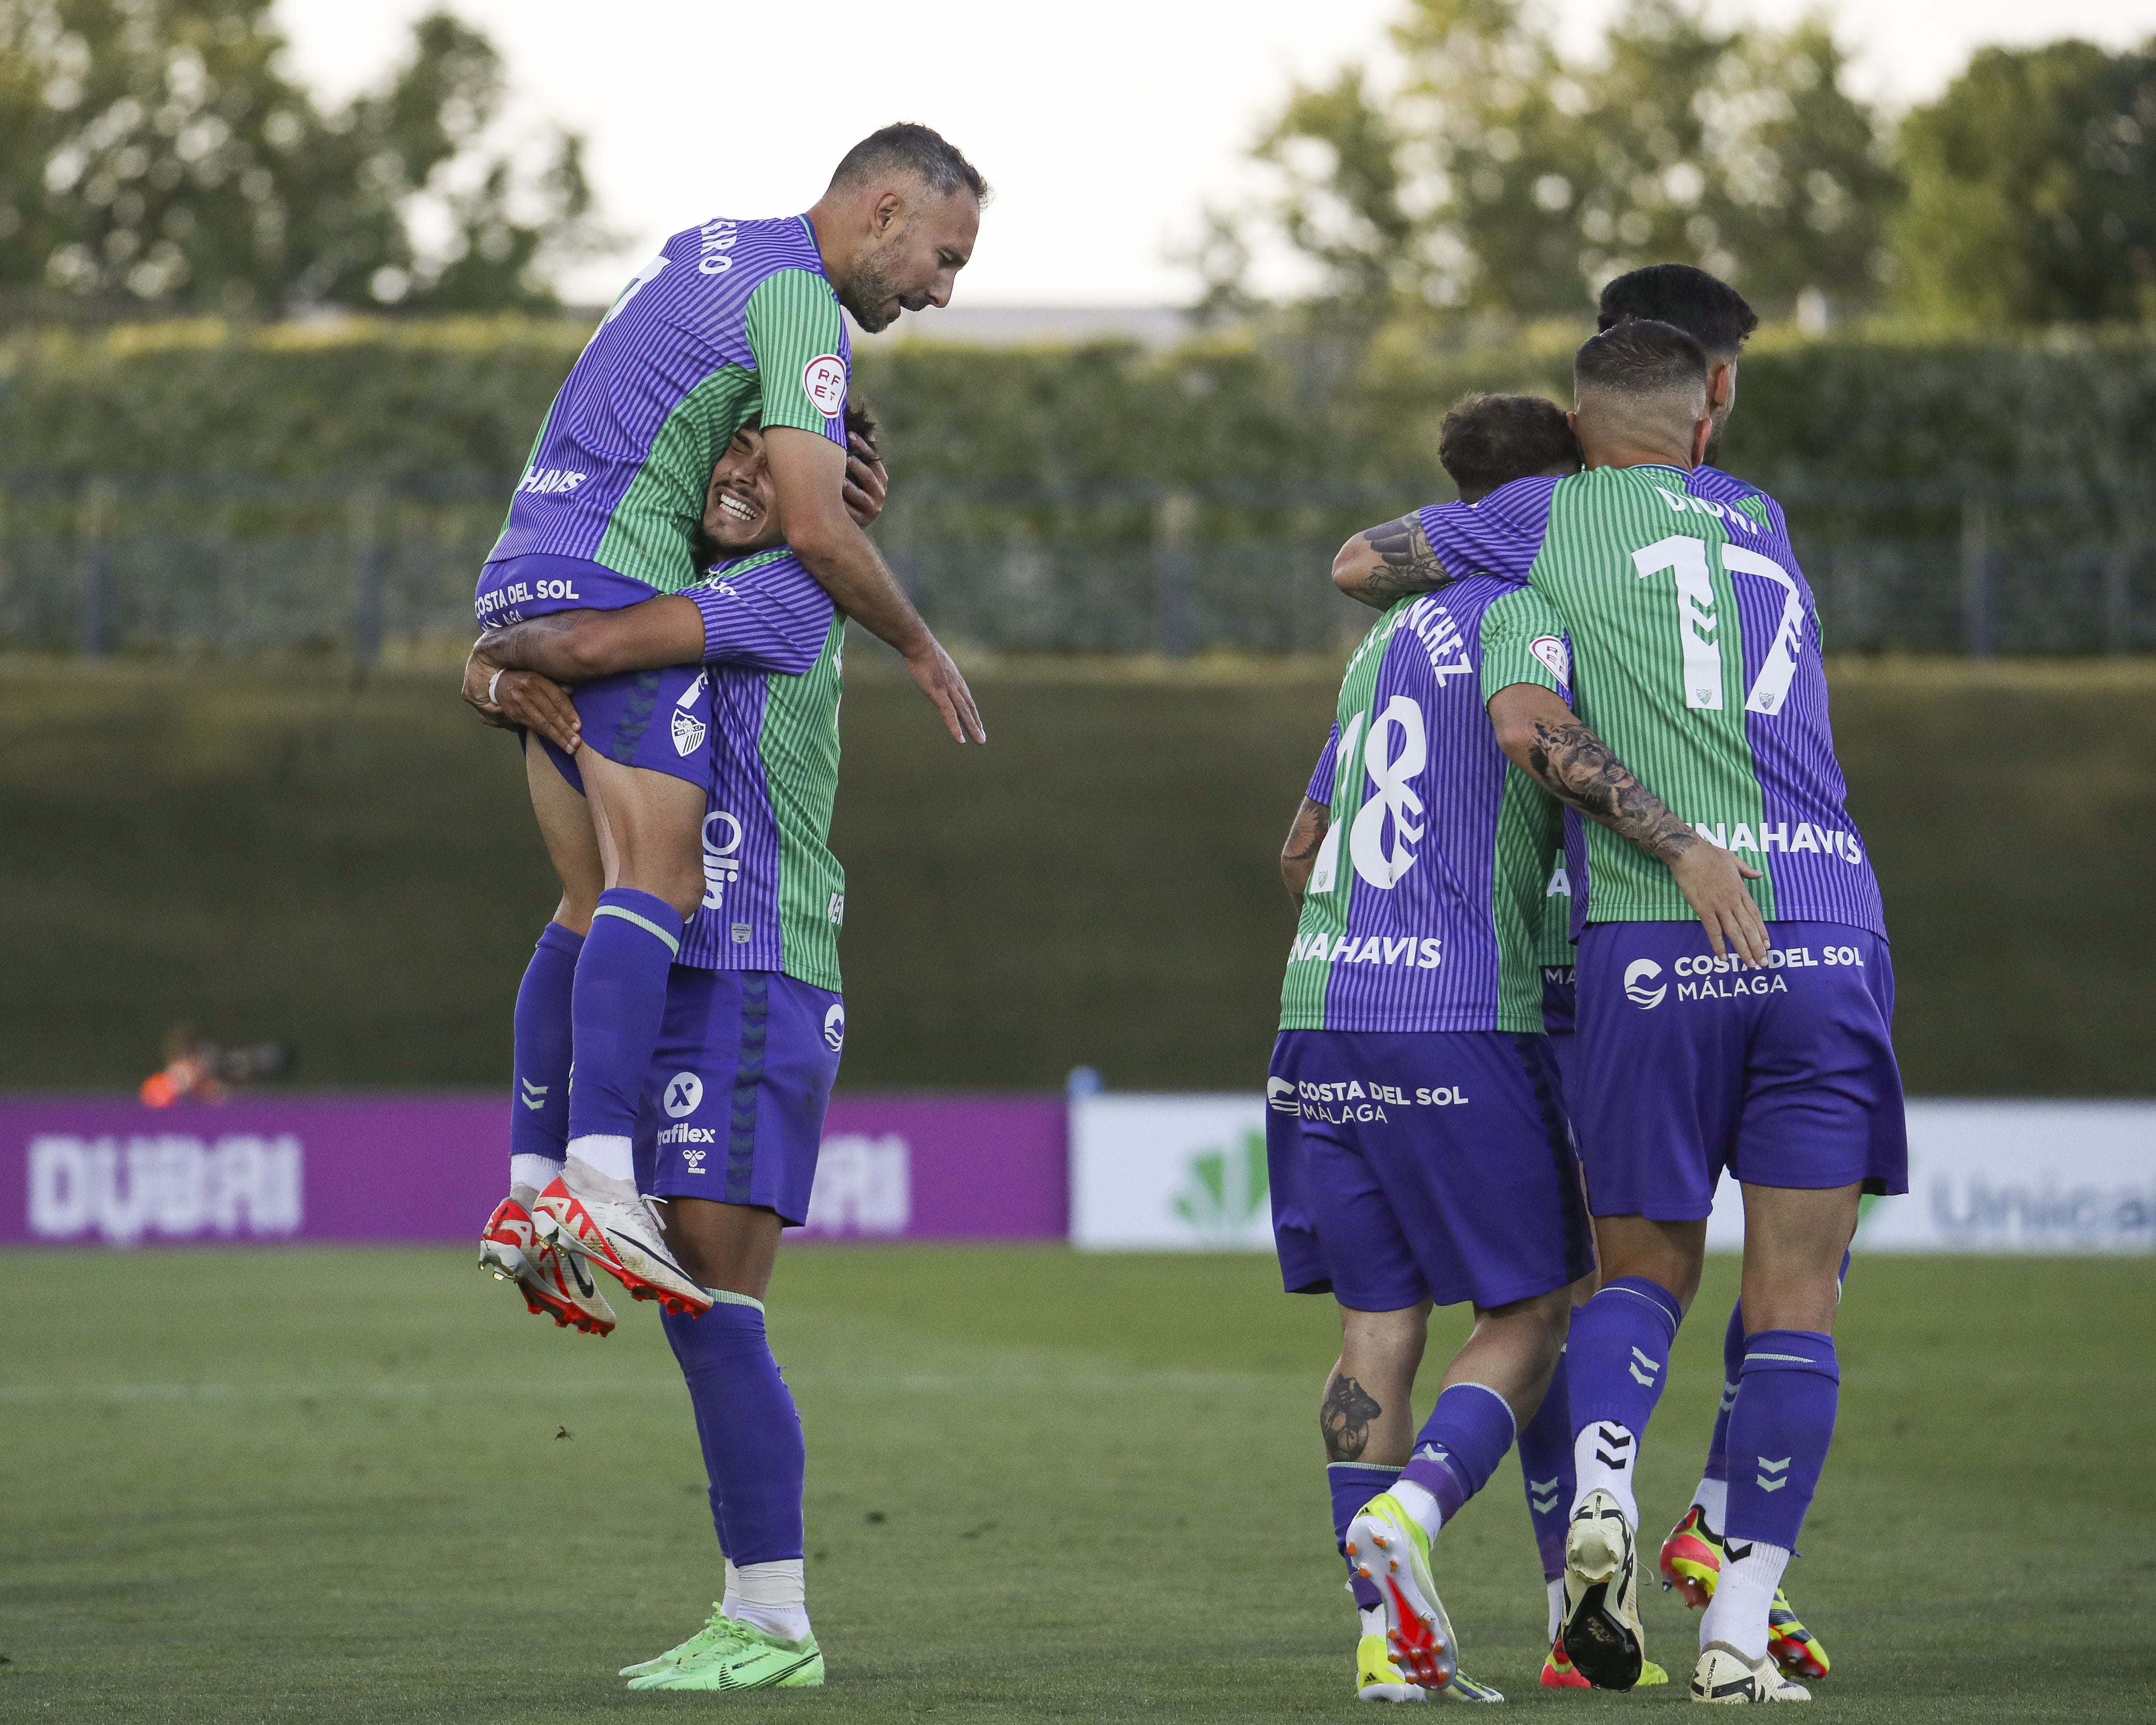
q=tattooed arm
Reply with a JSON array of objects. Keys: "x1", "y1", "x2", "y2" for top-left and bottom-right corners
[
  {"x1": 1488, "y1": 681, "x2": 1770, "y2": 965},
  {"x1": 1331, "y1": 514, "x2": 1457, "y2": 611},
  {"x1": 1281, "y1": 797, "x2": 1330, "y2": 905}
]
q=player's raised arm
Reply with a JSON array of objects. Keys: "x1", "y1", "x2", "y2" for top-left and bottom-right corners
[
  {"x1": 1487, "y1": 681, "x2": 1769, "y2": 966},
  {"x1": 1332, "y1": 514, "x2": 1457, "y2": 610}
]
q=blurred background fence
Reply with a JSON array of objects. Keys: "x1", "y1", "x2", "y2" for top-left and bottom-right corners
[{"x1": 4, "y1": 473, "x2": 2153, "y2": 660}]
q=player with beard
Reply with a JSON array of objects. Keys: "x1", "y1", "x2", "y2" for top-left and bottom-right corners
[
  {"x1": 1332, "y1": 322, "x2": 1901, "y2": 1702},
  {"x1": 1582, "y1": 265, "x2": 1834, "y2": 1689},
  {"x1": 470, "y1": 125, "x2": 989, "y2": 1328},
  {"x1": 470, "y1": 400, "x2": 885, "y2": 1690}
]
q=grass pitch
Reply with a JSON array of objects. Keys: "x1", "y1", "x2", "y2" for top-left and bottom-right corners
[{"x1": 3, "y1": 1247, "x2": 2152, "y2": 1722}]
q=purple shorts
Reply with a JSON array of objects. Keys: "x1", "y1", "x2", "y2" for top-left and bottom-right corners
[
  {"x1": 632, "y1": 967, "x2": 845, "y2": 1226},
  {"x1": 533, "y1": 664, "x2": 712, "y2": 794},
  {"x1": 479, "y1": 552, "x2": 712, "y2": 793},
  {"x1": 476, "y1": 552, "x2": 656, "y2": 630},
  {"x1": 1266, "y1": 1030, "x2": 1594, "y2": 1313},
  {"x1": 1572, "y1": 920, "x2": 1906, "y2": 1220}
]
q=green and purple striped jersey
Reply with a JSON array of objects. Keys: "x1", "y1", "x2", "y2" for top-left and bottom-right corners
[
  {"x1": 1280, "y1": 577, "x2": 1572, "y2": 1033},
  {"x1": 1417, "y1": 463, "x2": 1885, "y2": 937},
  {"x1": 1536, "y1": 854, "x2": 1576, "y2": 969},
  {"x1": 489, "y1": 215, "x2": 849, "y2": 596},
  {"x1": 677, "y1": 547, "x2": 847, "y2": 990}
]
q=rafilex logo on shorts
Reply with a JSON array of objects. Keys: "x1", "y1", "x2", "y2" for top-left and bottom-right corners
[{"x1": 658, "y1": 1071, "x2": 715, "y2": 1157}]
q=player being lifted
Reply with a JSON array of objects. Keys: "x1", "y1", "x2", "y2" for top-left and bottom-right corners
[
  {"x1": 469, "y1": 402, "x2": 884, "y2": 1691},
  {"x1": 469, "y1": 126, "x2": 988, "y2": 1324},
  {"x1": 1335, "y1": 321, "x2": 1902, "y2": 1702}
]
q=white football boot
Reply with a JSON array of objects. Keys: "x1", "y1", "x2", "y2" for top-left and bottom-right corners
[
  {"x1": 533, "y1": 1160, "x2": 711, "y2": 1317},
  {"x1": 1691, "y1": 1641, "x2": 1812, "y2": 1703},
  {"x1": 479, "y1": 1187, "x2": 616, "y2": 1335},
  {"x1": 1561, "y1": 1487, "x2": 1647, "y2": 1689}
]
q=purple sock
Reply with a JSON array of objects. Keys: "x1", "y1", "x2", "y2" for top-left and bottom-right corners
[
  {"x1": 1707, "y1": 1251, "x2": 1848, "y2": 1499},
  {"x1": 1400, "y1": 1383, "x2": 1517, "y2": 1524},
  {"x1": 1516, "y1": 1348, "x2": 1574, "y2": 1582},
  {"x1": 1702, "y1": 1297, "x2": 1746, "y2": 1492},
  {"x1": 1724, "y1": 1329, "x2": 1839, "y2": 1552},
  {"x1": 566, "y1": 888, "x2": 684, "y2": 1146},
  {"x1": 509, "y1": 923, "x2": 582, "y2": 1175},
  {"x1": 1329, "y1": 1462, "x2": 1398, "y2": 1610},
  {"x1": 661, "y1": 1298, "x2": 806, "y2": 1565},
  {"x1": 1567, "y1": 1276, "x2": 1683, "y2": 1510}
]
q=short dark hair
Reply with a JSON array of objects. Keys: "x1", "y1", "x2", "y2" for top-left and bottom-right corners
[
  {"x1": 1574, "y1": 319, "x2": 1709, "y2": 407},
  {"x1": 691, "y1": 396, "x2": 879, "y2": 566},
  {"x1": 828, "y1": 123, "x2": 990, "y2": 205},
  {"x1": 1598, "y1": 264, "x2": 1758, "y2": 357},
  {"x1": 1438, "y1": 394, "x2": 1581, "y2": 503},
  {"x1": 842, "y1": 394, "x2": 879, "y2": 459}
]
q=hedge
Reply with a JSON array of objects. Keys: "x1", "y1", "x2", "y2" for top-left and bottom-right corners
[{"x1": 4, "y1": 316, "x2": 2156, "y2": 496}]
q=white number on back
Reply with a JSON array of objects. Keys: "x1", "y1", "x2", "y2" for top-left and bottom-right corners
[
  {"x1": 1308, "y1": 695, "x2": 1431, "y2": 894},
  {"x1": 1633, "y1": 535, "x2": 1809, "y2": 716}
]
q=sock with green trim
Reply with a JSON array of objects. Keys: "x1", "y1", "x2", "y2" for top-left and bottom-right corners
[
  {"x1": 566, "y1": 888, "x2": 683, "y2": 1177},
  {"x1": 661, "y1": 1293, "x2": 807, "y2": 1581}
]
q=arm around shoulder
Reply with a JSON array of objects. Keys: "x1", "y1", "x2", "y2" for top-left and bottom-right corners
[{"x1": 1334, "y1": 513, "x2": 1454, "y2": 610}]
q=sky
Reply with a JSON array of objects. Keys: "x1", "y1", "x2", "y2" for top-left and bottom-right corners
[{"x1": 274, "y1": 0, "x2": 2156, "y2": 307}]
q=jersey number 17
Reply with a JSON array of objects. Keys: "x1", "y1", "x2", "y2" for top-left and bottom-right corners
[{"x1": 1632, "y1": 534, "x2": 1808, "y2": 717}]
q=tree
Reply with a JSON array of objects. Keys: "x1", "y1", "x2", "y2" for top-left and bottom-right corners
[
  {"x1": 1895, "y1": 39, "x2": 2156, "y2": 326},
  {"x1": 1227, "y1": 0, "x2": 1899, "y2": 323},
  {"x1": 0, "y1": 0, "x2": 603, "y2": 314}
]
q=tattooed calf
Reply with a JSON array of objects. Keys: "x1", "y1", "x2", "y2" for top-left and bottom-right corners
[{"x1": 1320, "y1": 1373, "x2": 1385, "y2": 1462}]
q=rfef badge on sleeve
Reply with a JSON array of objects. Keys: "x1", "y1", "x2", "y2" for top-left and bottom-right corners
[{"x1": 802, "y1": 355, "x2": 846, "y2": 419}]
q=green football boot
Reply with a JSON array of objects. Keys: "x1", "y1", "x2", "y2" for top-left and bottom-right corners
[
  {"x1": 619, "y1": 1602, "x2": 740, "y2": 1679},
  {"x1": 626, "y1": 1612, "x2": 823, "y2": 1692}
]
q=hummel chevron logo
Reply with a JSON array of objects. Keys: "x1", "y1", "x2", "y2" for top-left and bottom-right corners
[
  {"x1": 1628, "y1": 1346, "x2": 1663, "y2": 1385},
  {"x1": 1530, "y1": 1476, "x2": 1561, "y2": 1514},
  {"x1": 1756, "y1": 1455, "x2": 1791, "y2": 1492},
  {"x1": 1725, "y1": 1541, "x2": 1755, "y2": 1563},
  {"x1": 1593, "y1": 1424, "x2": 1634, "y2": 1469},
  {"x1": 520, "y1": 1079, "x2": 549, "y2": 1111}
]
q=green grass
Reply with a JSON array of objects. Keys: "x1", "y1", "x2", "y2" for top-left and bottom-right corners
[
  {"x1": 1, "y1": 655, "x2": 2152, "y2": 1093},
  {"x1": 3, "y1": 1247, "x2": 2152, "y2": 1722}
]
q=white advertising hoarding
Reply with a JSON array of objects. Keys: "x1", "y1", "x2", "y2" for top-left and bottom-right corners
[
  {"x1": 1075, "y1": 1096, "x2": 2156, "y2": 1255},
  {"x1": 1070, "y1": 1094, "x2": 1273, "y2": 1250}
]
